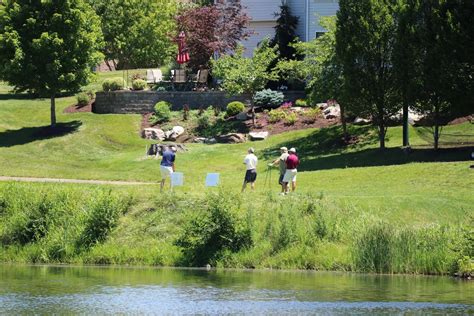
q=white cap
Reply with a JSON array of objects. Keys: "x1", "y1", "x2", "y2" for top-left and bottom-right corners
[{"x1": 289, "y1": 148, "x2": 296, "y2": 153}]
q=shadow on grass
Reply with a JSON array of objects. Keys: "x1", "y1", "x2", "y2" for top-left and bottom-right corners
[
  {"x1": 0, "y1": 120, "x2": 82, "y2": 147},
  {"x1": 196, "y1": 119, "x2": 250, "y2": 138},
  {"x1": 262, "y1": 125, "x2": 473, "y2": 171}
]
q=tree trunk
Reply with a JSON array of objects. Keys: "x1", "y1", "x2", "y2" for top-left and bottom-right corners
[
  {"x1": 378, "y1": 122, "x2": 386, "y2": 149},
  {"x1": 105, "y1": 60, "x2": 114, "y2": 71},
  {"x1": 50, "y1": 95, "x2": 56, "y2": 127},
  {"x1": 402, "y1": 101, "x2": 409, "y2": 147},
  {"x1": 433, "y1": 103, "x2": 440, "y2": 150},
  {"x1": 340, "y1": 103, "x2": 348, "y2": 142}
]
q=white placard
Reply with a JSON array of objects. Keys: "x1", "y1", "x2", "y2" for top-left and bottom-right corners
[
  {"x1": 171, "y1": 172, "x2": 184, "y2": 187},
  {"x1": 205, "y1": 173, "x2": 220, "y2": 187}
]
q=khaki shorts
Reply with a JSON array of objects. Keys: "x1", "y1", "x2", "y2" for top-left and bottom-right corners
[
  {"x1": 160, "y1": 166, "x2": 173, "y2": 180},
  {"x1": 283, "y1": 169, "x2": 297, "y2": 183}
]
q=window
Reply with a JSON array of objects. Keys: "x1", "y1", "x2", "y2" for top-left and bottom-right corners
[{"x1": 315, "y1": 32, "x2": 326, "y2": 39}]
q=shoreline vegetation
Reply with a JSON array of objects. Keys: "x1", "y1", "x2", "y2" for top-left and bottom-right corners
[{"x1": 0, "y1": 182, "x2": 472, "y2": 276}]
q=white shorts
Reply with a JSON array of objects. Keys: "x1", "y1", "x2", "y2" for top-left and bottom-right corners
[
  {"x1": 160, "y1": 166, "x2": 173, "y2": 180},
  {"x1": 283, "y1": 169, "x2": 297, "y2": 183}
]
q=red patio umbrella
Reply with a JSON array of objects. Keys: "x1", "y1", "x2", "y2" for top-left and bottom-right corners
[{"x1": 176, "y1": 31, "x2": 190, "y2": 64}]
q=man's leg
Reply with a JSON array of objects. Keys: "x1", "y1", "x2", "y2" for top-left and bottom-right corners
[
  {"x1": 291, "y1": 180, "x2": 296, "y2": 192},
  {"x1": 160, "y1": 179, "x2": 166, "y2": 192},
  {"x1": 250, "y1": 181, "x2": 255, "y2": 190},
  {"x1": 241, "y1": 181, "x2": 247, "y2": 192}
]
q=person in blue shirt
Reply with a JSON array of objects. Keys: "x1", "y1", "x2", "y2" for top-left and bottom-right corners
[{"x1": 158, "y1": 146, "x2": 177, "y2": 192}]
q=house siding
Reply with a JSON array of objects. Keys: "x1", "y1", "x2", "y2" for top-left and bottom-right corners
[
  {"x1": 238, "y1": 0, "x2": 339, "y2": 55},
  {"x1": 287, "y1": 0, "x2": 306, "y2": 41},
  {"x1": 242, "y1": 21, "x2": 277, "y2": 57},
  {"x1": 241, "y1": 0, "x2": 280, "y2": 21},
  {"x1": 308, "y1": 0, "x2": 339, "y2": 41}
]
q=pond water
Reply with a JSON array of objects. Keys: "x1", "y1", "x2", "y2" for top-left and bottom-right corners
[{"x1": 0, "y1": 265, "x2": 472, "y2": 315}]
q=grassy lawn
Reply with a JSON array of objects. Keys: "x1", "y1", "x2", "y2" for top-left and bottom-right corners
[{"x1": 0, "y1": 71, "x2": 473, "y2": 271}]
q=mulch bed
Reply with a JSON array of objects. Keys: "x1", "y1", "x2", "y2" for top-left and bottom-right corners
[
  {"x1": 250, "y1": 112, "x2": 338, "y2": 135},
  {"x1": 63, "y1": 101, "x2": 93, "y2": 113}
]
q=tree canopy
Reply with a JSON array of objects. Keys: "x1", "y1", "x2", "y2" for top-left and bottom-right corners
[
  {"x1": 0, "y1": 0, "x2": 104, "y2": 126},
  {"x1": 176, "y1": 0, "x2": 250, "y2": 70},
  {"x1": 88, "y1": 0, "x2": 178, "y2": 70},
  {"x1": 211, "y1": 39, "x2": 278, "y2": 97}
]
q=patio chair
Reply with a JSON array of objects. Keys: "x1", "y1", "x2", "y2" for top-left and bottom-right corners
[
  {"x1": 146, "y1": 69, "x2": 163, "y2": 84},
  {"x1": 195, "y1": 69, "x2": 209, "y2": 88},
  {"x1": 172, "y1": 69, "x2": 187, "y2": 83}
]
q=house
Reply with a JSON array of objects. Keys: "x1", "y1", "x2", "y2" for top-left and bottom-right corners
[{"x1": 240, "y1": 0, "x2": 339, "y2": 56}]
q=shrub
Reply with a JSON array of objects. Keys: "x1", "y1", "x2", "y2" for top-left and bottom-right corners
[
  {"x1": 76, "y1": 92, "x2": 90, "y2": 106},
  {"x1": 132, "y1": 79, "x2": 147, "y2": 91},
  {"x1": 295, "y1": 99, "x2": 308, "y2": 107},
  {"x1": 253, "y1": 89, "x2": 284, "y2": 109},
  {"x1": 268, "y1": 109, "x2": 287, "y2": 123},
  {"x1": 78, "y1": 191, "x2": 126, "y2": 249},
  {"x1": 156, "y1": 86, "x2": 166, "y2": 92},
  {"x1": 303, "y1": 108, "x2": 321, "y2": 123},
  {"x1": 175, "y1": 192, "x2": 252, "y2": 266},
  {"x1": 86, "y1": 90, "x2": 96, "y2": 100},
  {"x1": 197, "y1": 107, "x2": 214, "y2": 129},
  {"x1": 226, "y1": 101, "x2": 245, "y2": 117},
  {"x1": 102, "y1": 78, "x2": 125, "y2": 92},
  {"x1": 285, "y1": 112, "x2": 298, "y2": 125},
  {"x1": 153, "y1": 101, "x2": 172, "y2": 123}
]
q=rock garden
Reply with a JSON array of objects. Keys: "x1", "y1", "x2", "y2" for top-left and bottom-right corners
[{"x1": 141, "y1": 89, "x2": 342, "y2": 144}]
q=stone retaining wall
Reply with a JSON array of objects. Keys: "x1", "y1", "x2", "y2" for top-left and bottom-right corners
[{"x1": 93, "y1": 90, "x2": 305, "y2": 114}]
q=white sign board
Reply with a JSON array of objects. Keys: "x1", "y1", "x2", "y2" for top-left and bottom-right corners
[
  {"x1": 171, "y1": 172, "x2": 184, "y2": 187},
  {"x1": 205, "y1": 173, "x2": 220, "y2": 187}
]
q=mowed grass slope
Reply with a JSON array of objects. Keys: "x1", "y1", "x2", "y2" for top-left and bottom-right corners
[
  {"x1": 0, "y1": 71, "x2": 473, "y2": 224},
  {"x1": 0, "y1": 71, "x2": 473, "y2": 272}
]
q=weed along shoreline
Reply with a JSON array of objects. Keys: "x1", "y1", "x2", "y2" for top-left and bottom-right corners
[{"x1": 0, "y1": 182, "x2": 472, "y2": 277}]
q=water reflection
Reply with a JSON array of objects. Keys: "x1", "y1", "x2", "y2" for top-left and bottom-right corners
[{"x1": 0, "y1": 265, "x2": 472, "y2": 315}]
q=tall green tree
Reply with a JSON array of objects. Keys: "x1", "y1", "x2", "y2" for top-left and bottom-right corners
[
  {"x1": 277, "y1": 16, "x2": 349, "y2": 141},
  {"x1": 0, "y1": 0, "x2": 104, "y2": 127},
  {"x1": 88, "y1": 0, "x2": 177, "y2": 70},
  {"x1": 393, "y1": 0, "x2": 423, "y2": 147},
  {"x1": 271, "y1": 1, "x2": 299, "y2": 61},
  {"x1": 412, "y1": 0, "x2": 473, "y2": 149},
  {"x1": 336, "y1": 0, "x2": 399, "y2": 149},
  {"x1": 211, "y1": 39, "x2": 278, "y2": 125}
]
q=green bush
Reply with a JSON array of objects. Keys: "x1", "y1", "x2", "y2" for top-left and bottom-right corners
[
  {"x1": 268, "y1": 109, "x2": 286, "y2": 123},
  {"x1": 253, "y1": 89, "x2": 284, "y2": 109},
  {"x1": 78, "y1": 191, "x2": 126, "y2": 249},
  {"x1": 176, "y1": 192, "x2": 252, "y2": 266},
  {"x1": 86, "y1": 90, "x2": 96, "y2": 100},
  {"x1": 152, "y1": 101, "x2": 172, "y2": 124},
  {"x1": 102, "y1": 78, "x2": 125, "y2": 92},
  {"x1": 285, "y1": 112, "x2": 298, "y2": 125},
  {"x1": 295, "y1": 99, "x2": 308, "y2": 107},
  {"x1": 226, "y1": 101, "x2": 245, "y2": 117},
  {"x1": 132, "y1": 79, "x2": 147, "y2": 91},
  {"x1": 197, "y1": 107, "x2": 214, "y2": 129},
  {"x1": 76, "y1": 93, "x2": 90, "y2": 106},
  {"x1": 303, "y1": 108, "x2": 321, "y2": 123}
]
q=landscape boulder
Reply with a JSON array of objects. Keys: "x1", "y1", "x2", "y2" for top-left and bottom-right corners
[
  {"x1": 164, "y1": 125, "x2": 185, "y2": 141},
  {"x1": 318, "y1": 103, "x2": 329, "y2": 110},
  {"x1": 353, "y1": 117, "x2": 371, "y2": 125},
  {"x1": 249, "y1": 131, "x2": 269, "y2": 141},
  {"x1": 193, "y1": 137, "x2": 206, "y2": 143},
  {"x1": 236, "y1": 112, "x2": 249, "y2": 121},
  {"x1": 142, "y1": 128, "x2": 165, "y2": 141},
  {"x1": 216, "y1": 133, "x2": 246, "y2": 144},
  {"x1": 204, "y1": 137, "x2": 217, "y2": 144},
  {"x1": 324, "y1": 105, "x2": 341, "y2": 120}
]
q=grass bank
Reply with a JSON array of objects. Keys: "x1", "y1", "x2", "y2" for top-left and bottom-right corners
[
  {"x1": 0, "y1": 70, "x2": 473, "y2": 274},
  {"x1": 0, "y1": 182, "x2": 472, "y2": 275}
]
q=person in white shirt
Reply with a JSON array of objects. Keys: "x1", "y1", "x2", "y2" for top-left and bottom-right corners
[{"x1": 242, "y1": 147, "x2": 258, "y2": 192}]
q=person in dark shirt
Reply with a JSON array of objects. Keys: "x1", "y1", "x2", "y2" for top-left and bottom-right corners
[
  {"x1": 282, "y1": 147, "x2": 299, "y2": 194},
  {"x1": 158, "y1": 146, "x2": 176, "y2": 192}
]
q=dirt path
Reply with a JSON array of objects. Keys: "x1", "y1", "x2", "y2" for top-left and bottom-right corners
[{"x1": 0, "y1": 176, "x2": 155, "y2": 186}]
